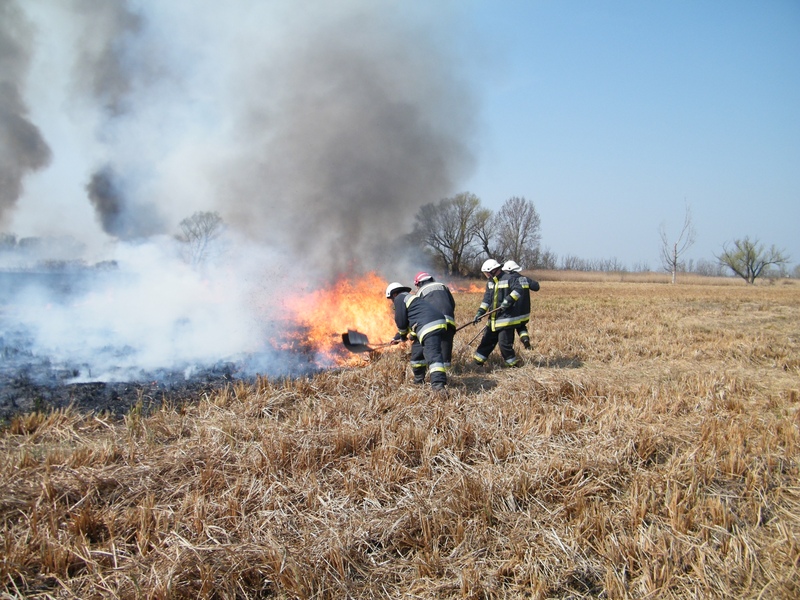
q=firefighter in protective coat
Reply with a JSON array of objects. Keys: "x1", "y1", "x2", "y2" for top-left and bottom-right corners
[
  {"x1": 386, "y1": 282, "x2": 448, "y2": 391},
  {"x1": 502, "y1": 260, "x2": 540, "y2": 350},
  {"x1": 413, "y1": 272, "x2": 456, "y2": 368},
  {"x1": 472, "y1": 259, "x2": 525, "y2": 367}
]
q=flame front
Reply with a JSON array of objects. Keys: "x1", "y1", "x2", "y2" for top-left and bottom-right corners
[
  {"x1": 449, "y1": 281, "x2": 484, "y2": 294},
  {"x1": 284, "y1": 272, "x2": 397, "y2": 364}
]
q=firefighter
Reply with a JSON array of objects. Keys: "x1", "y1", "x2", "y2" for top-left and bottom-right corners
[
  {"x1": 472, "y1": 258, "x2": 525, "y2": 367},
  {"x1": 413, "y1": 271, "x2": 456, "y2": 368},
  {"x1": 502, "y1": 260, "x2": 540, "y2": 350},
  {"x1": 386, "y1": 282, "x2": 448, "y2": 391}
]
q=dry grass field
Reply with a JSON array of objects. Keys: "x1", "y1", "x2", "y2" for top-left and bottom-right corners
[{"x1": 1, "y1": 281, "x2": 798, "y2": 599}]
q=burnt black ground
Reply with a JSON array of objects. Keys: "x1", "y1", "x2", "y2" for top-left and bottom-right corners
[
  {"x1": 0, "y1": 269, "x2": 325, "y2": 424},
  {"x1": 0, "y1": 361, "x2": 238, "y2": 425}
]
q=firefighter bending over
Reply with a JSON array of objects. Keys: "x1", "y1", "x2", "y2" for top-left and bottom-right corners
[
  {"x1": 386, "y1": 282, "x2": 448, "y2": 391},
  {"x1": 413, "y1": 271, "x2": 456, "y2": 369}
]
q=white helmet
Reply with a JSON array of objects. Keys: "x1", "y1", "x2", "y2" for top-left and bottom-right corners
[
  {"x1": 503, "y1": 260, "x2": 522, "y2": 273},
  {"x1": 481, "y1": 259, "x2": 502, "y2": 273},
  {"x1": 385, "y1": 282, "x2": 411, "y2": 298}
]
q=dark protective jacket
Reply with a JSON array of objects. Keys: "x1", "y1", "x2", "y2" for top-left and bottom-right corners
[
  {"x1": 514, "y1": 274, "x2": 540, "y2": 314},
  {"x1": 393, "y1": 292, "x2": 448, "y2": 342},
  {"x1": 505, "y1": 272, "x2": 533, "y2": 323},
  {"x1": 477, "y1": 272, "x2": 526, "y2": 331},
  {"x1": 415, "y1": 281, "x2": 456, "y2": 327}
]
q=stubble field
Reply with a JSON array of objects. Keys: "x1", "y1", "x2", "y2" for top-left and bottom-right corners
[{"x1": 1, "y1": 279, "x2": 798, "y2": 599}]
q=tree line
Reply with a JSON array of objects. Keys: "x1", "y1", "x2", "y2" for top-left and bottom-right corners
[
  {"x1": 0, "y1": 202, "x2": 793, "y2": 284},
  {"x1": 409, "y1": 193, "x2": 793, "y2": 283},
  {"x1": 407, "y1": 193, "x2": 552, "y2": 277}
]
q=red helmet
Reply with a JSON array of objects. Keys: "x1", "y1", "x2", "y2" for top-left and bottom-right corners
[{"x1": 414, "y1": 271, "x2": 433, "y2": 286}]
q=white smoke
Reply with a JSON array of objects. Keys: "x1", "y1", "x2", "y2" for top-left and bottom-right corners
[{"x1": 0, "y1": 0, "x2": 478, "y2": 381}]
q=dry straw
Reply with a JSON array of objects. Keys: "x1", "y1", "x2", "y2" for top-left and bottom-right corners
[{"x1": 1, "y1": 281, "x2": 798, "y2": 598}]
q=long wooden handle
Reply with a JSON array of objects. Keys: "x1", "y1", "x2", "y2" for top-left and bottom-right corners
[{"x1": 454, "y1": 306, "x2": 502, "y2": 332}]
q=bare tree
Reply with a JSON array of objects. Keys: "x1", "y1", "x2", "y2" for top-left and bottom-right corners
[
  {"x1": 490, "y1": 196, "x2": 542, "y2": 267},
  {"x1": 536, "y1": 247, "x2": 558, "y2": 270},
  {"x1": 474, "y1": 209, "x2": 499, "y2": 261},
  {"x1": 561, "y1": 254, "x2": 588, "y2": 271},
  {"x1": 716, "y1": 237, "x2": 790, "y2": 284},
  {"x1": 175, "y1": 211, "x2": 224, "y2": 267},
  {"x1": 412, "y1": 192, "x2": 489, "y2": 276},
  {"x1": 694, "y1": 258, "x2": 726, "y2": 277},
  {"x1": 660, "y1": 205, "x2": 696, "y2": 284}
]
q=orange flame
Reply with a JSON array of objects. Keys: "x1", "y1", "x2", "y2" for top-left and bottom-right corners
[
  {"x1": 449, "y1": 281, "x2": 485, "y2": 294},
  {"x1": 283, "y1": 272, "x2": 397, "y2": 364}
]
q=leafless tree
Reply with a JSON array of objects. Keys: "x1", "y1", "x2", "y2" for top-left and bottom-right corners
[
  {"x1": 490, "y1": 196, "x2": 542, "y2": 268},
  {"x1": 175, "y1": 211, "x2": 224, "y2": 268},
  {"x1": 660, "y1": 205, "x2": 696, "y2": 284},
  {"x1": 474, "y1": 210, "x2": 499, "y2": 260},
  {"x1": 716, "y1": 237, "x2": 790, "y2": 284},
  {"x1": 412, "y1": 192, "x2": 489, "y2": 276},
  {"x1": 536, "y1": 247, "x2": 558, "y2": 270},
  {"x1": 694, "y1": 257, "x2": 726, "y2": 277}
]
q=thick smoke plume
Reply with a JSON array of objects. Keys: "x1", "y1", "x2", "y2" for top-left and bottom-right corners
[
  {"x1": 87, "y1": 165, "x2": 164, "y2": 239},
  {"x1": 0, "y1": 0, "x2": 52, "y2": 225},
  {"x1": 221, "y1": 16, "x2": 476, "y2": 273},
  {"x1": 0, "y1": 0, "x2": 478, "y2": 381}
]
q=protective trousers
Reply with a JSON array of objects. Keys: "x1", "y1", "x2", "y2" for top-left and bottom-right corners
[
  {"x1": 474, "y1": 327, "x2": 519, "y2": 367},
  {"x1": 410, "y1": 332, "x2": 447, "y2": 389},
  {"x1": 516, "y1": 324, "x2": 531, "y2": 348},
  {"x1": 441, "y1": 323, "x2": 456, "y2": 368}
]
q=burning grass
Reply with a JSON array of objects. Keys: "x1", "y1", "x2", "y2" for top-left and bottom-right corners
[
  {"x1": 282, "y1": 272, "x2": 397, "y2": 365},
  {"x1": 1, "y1": 282, "x2": 799, "y2": 598}
]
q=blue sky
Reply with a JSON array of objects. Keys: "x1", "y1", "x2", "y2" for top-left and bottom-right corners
[{"x1": 459, "y1": 1, "x2": 800, "y2": 270}]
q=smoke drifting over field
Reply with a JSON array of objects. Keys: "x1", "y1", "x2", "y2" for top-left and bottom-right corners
[
  {"x1": 0, "y1": 0, "x2": 477, "y2": 381},
  {"x1": 0, "y1": 0, "x2": 52, "y2": 224}
]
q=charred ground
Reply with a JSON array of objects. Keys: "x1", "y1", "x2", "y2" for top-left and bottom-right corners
[
  {"x1": 0, "y1": 336, "x2": 238, "y2": 424},
  {"x1": 0, "y1": 268, "x2": 326, "y2": 424}
]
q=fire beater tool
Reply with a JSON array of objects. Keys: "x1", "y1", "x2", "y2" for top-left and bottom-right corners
[
  {"x1": 341, "y1": 330, "x2": 395, "y2": 353},
  {"x1": 467, "y1": 326, "x2": 487, "y2": 346},
  {"x1": 344, "y1": 306, "x2": 504, "y2": 353},
  {"x1": 454, "y1": 306, "x2": 503, "y2": 332}
]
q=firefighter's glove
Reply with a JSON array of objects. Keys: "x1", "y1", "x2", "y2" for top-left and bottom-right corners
[
  {"x1": 531, "y1": 280, "x2": 540, "y2": 292},
  {"x1": 473, "y1": 312, "x2": 484, "y2": 325},
  {"x1": 497, "y1": 300, "x2": 512, "y2": 317},
  {"x1": 391, "y1": 333, "x2": 406, "y2": 345}
]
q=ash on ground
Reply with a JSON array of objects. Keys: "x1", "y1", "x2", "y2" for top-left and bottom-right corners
[
  {"x1": 0, "y1": 331, "x2": 324, "y2": 424},
  {"x1": 0, "y1": 335, "x2": 239, "y2": 424},
  {"x1": 0, "y1": 268, "x2": 325, "y2": 424}
]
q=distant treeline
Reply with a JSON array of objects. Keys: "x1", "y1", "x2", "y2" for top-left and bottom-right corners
[
  {"x1": 557, "y1": 255, "x2": 731, "y2": 277},
  {"x1": 0, "y1": 233, "x2": 117, "y2": 272}
]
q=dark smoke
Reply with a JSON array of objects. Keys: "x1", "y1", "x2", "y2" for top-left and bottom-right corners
[
  {"x1": 72, "y1": 0, "x2": 170, "y2": 237},
  {"x1": 0, "y1": 0, "x2": 52, "y2": 224},
  {"x1": 7, "y1": 1, "x2": 478, "y2": 275},
  {"x1": 87, "y1": 166, "x2": 165, "y2": 239},
  {"x1": 72, "y1": 0, "x2": 144, "y2": 117},
  {"x1": 217, "y1": 4, "x2": 477, "y2": 276},
  {"x1": 0, "y1": 1, "x2": 482, "y2": 384},
  {"x1": 86, "y1": 167, "x2": 126, "y2": 236}
]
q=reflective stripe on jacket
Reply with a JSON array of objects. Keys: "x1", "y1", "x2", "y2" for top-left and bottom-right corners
[
  {"x1": 416, "y1": 281, "x2": 456, "y2": 327},
  {"x1": 480, "y1": 273, "x2": 525, "y2": 331},
  {"x1": 504, "y1": 272, "x2": 531, "y2": 325},
  {"x1": 393, "y1": 292, "x2": 448, "y2": 342}
]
